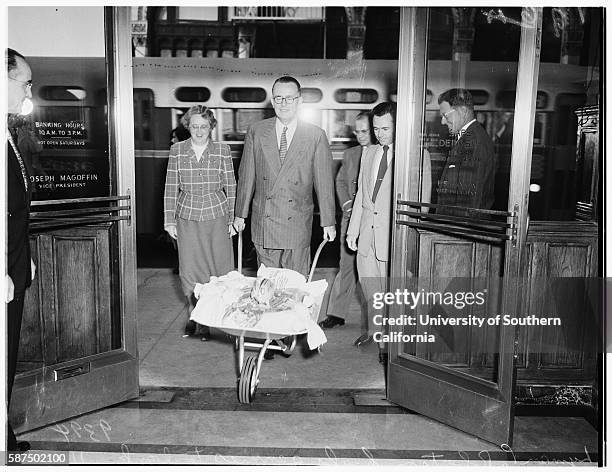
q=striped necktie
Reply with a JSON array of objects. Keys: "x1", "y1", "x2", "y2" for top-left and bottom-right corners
[
  {"x1": 372, "y1": 145, "x2": 389, "y2": 203},
  {"x1": 279, "y1": 126, "x2": 288, "y2": 164}
]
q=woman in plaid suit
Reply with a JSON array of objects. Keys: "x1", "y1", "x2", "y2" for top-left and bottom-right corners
[{"x1": 163, "y1": 105, "x2": 237, "y2": 339}]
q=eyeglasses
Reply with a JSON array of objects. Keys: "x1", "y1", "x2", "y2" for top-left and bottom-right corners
[
  {"x1": 273, "y1": 95, "x2": 299, "y2": 105},
  {"x1": 189, "y1": 124, "x2": 210, "y2": 131},
  {"x1": 10, "y1": 77, "x2": 33, "y2": 90},
  {"x1": 441, "y1": 109, "x2": 456, "y2": 121}
]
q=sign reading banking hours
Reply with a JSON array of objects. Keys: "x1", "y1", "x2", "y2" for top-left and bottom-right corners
[{"x1": 29, "y1": 114, "x2": 109, "y2": 200}]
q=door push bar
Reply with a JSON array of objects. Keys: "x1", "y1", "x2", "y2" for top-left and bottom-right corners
[
  {"x1": 30, "y1": 195, "x2": 132, "y2": 231},
  {"x1": 395, "y1": 199, "x2": 518, "y2": 244}
]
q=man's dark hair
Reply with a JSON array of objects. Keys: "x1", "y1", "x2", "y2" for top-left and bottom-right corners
[
  {"x1": 7, "y1": 48, "x2": 25, "y2": 74},
  {"x1": 438, "y1": 88, "x2": 474, "y2": 110},
  {"x1": 272, "y1": 76, "x2": 301, "y2": 94},
  {"x1": 372, "y1": 101, "x2": 396, "y2": 121},
  {"x1": 355, "y1": 110, "x2": 371, "y2": 122}
]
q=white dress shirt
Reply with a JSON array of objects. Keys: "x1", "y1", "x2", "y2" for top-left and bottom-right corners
[
  {"x1": 457, "y1": 119, "x2": 477, "y2": 140},
  {"x1": 275, "y1": 117, "x2": 298, "y2": 149},
  {"x1": 191, "y1": 142, "x2": 207, "y2": 161}
]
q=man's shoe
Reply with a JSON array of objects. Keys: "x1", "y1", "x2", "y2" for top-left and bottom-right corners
[
  {"x1": 354, "y1": 334, "x2": 373, "y2": 347},
  {"x1": 318, "y1": 315, "x2": 345, "y2": 329},
  {"x1": 197, "y1": 324, "x2": 211, "y2": 341},
  {"x1": 378, "y1": 352, "x2": 388, "y2": 364},
  {"x1": 17, "y1": 441, "x2": 31, "y2": 452},
  {"x1": 9, "y1": 440, "x2": 31, "y2": 452}
]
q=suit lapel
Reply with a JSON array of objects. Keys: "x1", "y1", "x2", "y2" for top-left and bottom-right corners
[
  {"x1": 182, "y1": 138, "x2": 196, "y2": 160},
  {"x1": 7, "y1": 138, "x2": 28, "y2": 194},
  {"x1": 365, "y1": 145, "x2": 379, "y2": 203},
  {"x1": 262, "y1": 120, "x2": 281, "y2": 178}
]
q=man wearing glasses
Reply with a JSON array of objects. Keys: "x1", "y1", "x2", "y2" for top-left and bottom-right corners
[
  {"x1": 319, "y1": 111, "x2": 371, "y2": 333},
  {"x1": 234, "y1": 76, "x2": 336, "y2": 278},
  {"x1": 436, "y1": 88, "x2": 496, "y2": 216},
  {"x1": 5, "y1": 48, "x2": 35, "y2": 452}
]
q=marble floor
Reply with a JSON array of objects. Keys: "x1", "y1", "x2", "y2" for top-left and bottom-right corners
[{"x1": 15, "y1": 268, "x2": 600, "y2": 467}]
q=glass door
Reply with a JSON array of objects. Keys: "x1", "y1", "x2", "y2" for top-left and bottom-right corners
[
  {"x1": 8, "y1": 7, "x2": 138, "y2": 433},
  {"x1": 387, "y1": 7, "x2": 543, "y2": 445}
]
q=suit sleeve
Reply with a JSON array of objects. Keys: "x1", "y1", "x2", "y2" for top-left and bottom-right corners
[
  {"x1": 313, "y1": 129, "x2": 336, "y2": 227},
  {"x1": 163, "y1": 144, "x2": 179, "y2": 227},
  {"x1": 335, "y1": 150, "x2": 351, "y2": 211},
  {"x1": 222, "y1": 144, "x2": 236, "y2": 222},
  {"x1": 347, "y1": 150, "x2": 366, "y2": 239},
  {"x1": 235, "y1": 125, "x2": 256, "y2": 218}
]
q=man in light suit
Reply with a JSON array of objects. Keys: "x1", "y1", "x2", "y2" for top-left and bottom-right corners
[
  {"x1": 233, "y1": 76, "x2": 336, "y2": 277},
  {"x1": 319, "y1": 111, "x2": 370, "y2": 331},
  {"x1": 436, "y1": 88, "x2": 495, "y2": 216},
  {"x1": 347, "y1": 102, "x2": 431, "y2": 347}
]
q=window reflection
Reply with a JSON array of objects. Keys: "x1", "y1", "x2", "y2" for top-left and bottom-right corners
[{"x1": 528, "y1": 7, "x2": 601, "y2": 221}]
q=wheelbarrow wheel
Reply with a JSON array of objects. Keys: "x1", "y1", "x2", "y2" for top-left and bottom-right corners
[{"x1": 238, "y1": 355, "x2": 258, "y2": 404}]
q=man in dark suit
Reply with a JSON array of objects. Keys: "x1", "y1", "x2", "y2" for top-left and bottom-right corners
[
  {"x1": 436, "y1": 88, "x2": 496, "y2": 216},
  {"x1": 5, "y1": 48, "x2": 35, "y2": 452},
  {"x1": 234, "y1": 76, "x2": 336, "y2": 277},
  {"x1": 319, "y1": 112, "x2": 371, "y2": 331}
]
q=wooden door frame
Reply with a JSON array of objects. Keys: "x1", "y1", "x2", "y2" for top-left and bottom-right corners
[
  {"x1": 387, "y1": 7, "x2": 543, "y2": 445},
  {"x1": 107, "y1": 6, "x2": 138, "y2": 353}
]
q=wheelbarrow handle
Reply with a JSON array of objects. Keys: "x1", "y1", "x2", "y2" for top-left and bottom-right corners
[
  {"x1": 308, "y1": 239, "x2": 327, "y2": 283},
  {"x1": 238, "y1": 230, "x2": 243, "y2": 275}
]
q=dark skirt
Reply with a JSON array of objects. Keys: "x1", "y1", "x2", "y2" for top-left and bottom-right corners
[{"x1": 176, "y1": 215, "x2": 234, "y2": 297}]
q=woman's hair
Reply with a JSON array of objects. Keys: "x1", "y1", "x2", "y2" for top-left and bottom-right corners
[{"x1": 181, "y1": 105, "x2": 217, "y2": 130}]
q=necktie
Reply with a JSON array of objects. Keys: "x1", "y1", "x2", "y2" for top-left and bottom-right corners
[
  {"x1": 372, "y1": 145, "x2": 389, "y2": 203},
  {"x1": 279, "y1": 126, "x2": 288, "y2": 164}
]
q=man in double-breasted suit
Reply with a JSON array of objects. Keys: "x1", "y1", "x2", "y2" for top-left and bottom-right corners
[
  {"x1": 319, "y1": 111, "x2": 370, "y2": 332},
  {"x1": 6, "y1": 48, "x2": 35, "y2": 452},
  {"x1": 347, "y1": 102, "x2": 431, "y2": 347},
  {"x1": 234, "y1": 76, "x2": 336, "y2": 277},
  {"x1": 436, "y1": 88, "x2": 496, "y2": 216}
]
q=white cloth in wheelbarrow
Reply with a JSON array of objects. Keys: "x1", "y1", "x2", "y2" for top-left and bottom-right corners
[{"x1": 191, "y1": 265, "x2": 327, "y2": 350}]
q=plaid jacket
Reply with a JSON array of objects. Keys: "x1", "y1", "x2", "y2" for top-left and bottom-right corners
[{"x1": 164, "y1": 139, "x2": 236, "y2": 226}]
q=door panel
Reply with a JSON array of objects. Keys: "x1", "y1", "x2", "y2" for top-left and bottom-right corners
[
  {"x1": 411, "y1": 231, "x2": 503, "y2": 381},
  {"x1": 516, "y1": 223, "x2": 598, "y2": 381}
]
